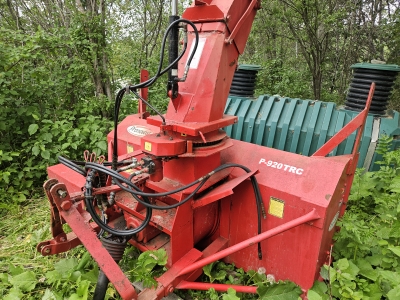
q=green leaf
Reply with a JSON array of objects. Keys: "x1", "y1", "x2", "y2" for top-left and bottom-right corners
[
  {"x1": 28, "y1": 124, "x2": 39, "y2": 135},
  {"x1": 32, "y1": 145, "x2": 40, "y2": 156},
  {"x1": 9, "y1": 271, "x2": 36, "y2": 292},
  {"x1": 4, "y1": 287, "x2": 23, "y2": 300},
  {"x1": 379, "y1": 270, "x2": 400, "y2": 285},
  {"x1": 54, "y1": 258, "x2": 78, "y2": 275},
  {"x1": 222, "y1": 288, "x2": 240, "y2": 300},
  {"x1": 203, "y1": 262, "x2": 227, "y2": 283},
  {"x1": 257, "y1": 281, "x2": 302, "y2": 299},
  {"x1": 76, "y1": 279, "x2": 90, "y2": 299},
  {"x1": 387, "y1": 286, "x2": 400, "y2": 300},
  {"x1": 80, "y1": 267, "x2": 99, "y2": 284},
  {"x1": 388, "y1": 246, "x2": 400, "y2": 258},
  {"x1": 41, "y1": 150, "x2": 50, "y2": 160},
  {"x1": 336, "y1": 258, "x2": 349, "y2": 271},
  {"x1": 307, "y1": 290, "x2": 322, "y2": 300},
  {"x1": 2, "y1": 172, "x2": 10, "y2": 184},
  {"x1": 8, "y1": 264, "x2": 24, "y2": 276},
  {"x1": 42, "y1": 132, "x2": 53, "y2": 142},
  {"x1": 0, "y1": 272, "x2": 9, "y2": 284},
  {"x1": 364, "y1": 282, "x2": 382, "y2": 300},
  {"x1": 42, "y1": 289, "x2": 58, "y2": 300},
  {"x1": 357, "y1": 259, "x2": 378, "y2": 281},
  {"x1": 45, "y1": 270, "x2": 62, "y2": 284},
  {"x1": 97, "y1": 140, "x2": 107, "y2": 151},
  {"x1": 320, "y1": 265, "x2": 329, "y2": 281},
  {"x1": 308, "y1": 280, "x2": 328, "y2": 299}
]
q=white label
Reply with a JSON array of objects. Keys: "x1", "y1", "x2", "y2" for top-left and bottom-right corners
[
  {"x1": 187, "y1": 37, "x2": 206, "y2": 69},
  {"x1": 259, "y1": 158, "x2": 304, "y2": 175},
  {"x1": 127, "y1": 125, "x2": 153, "y2": 137}
]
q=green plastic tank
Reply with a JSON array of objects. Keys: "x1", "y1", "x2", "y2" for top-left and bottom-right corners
[{"x1": 225, "y1": 63, "x2": 400, "y2": 171}]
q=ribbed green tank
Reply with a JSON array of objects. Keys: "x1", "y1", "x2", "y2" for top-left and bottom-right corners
[{"x1": 224, "y1": 95, "x2": 400, "y2": 171}]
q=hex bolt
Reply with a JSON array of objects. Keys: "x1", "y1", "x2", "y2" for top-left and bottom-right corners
[
  {"x1": 61, "y1": 201, "x2": 72, "y2": 211},
  {"x1": 57, "y1": 189, "x2": 68, "y2": 198},
  {"x1": 167, "y1": 285, "x2": 174, "y2": 294}
]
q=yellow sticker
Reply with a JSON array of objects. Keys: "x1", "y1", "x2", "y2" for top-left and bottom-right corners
[
  {"x1": 144, "y1": 142, "x2": 152, "y2": 152},
  {"x1": 269, "y1": 197, "x2": 285, "y2": 218},
  {"x1": 127, "y1": 144, "x2": 134, "y2": 153}
]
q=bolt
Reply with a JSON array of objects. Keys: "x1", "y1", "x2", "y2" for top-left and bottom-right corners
[
  {"x1": 167, "y1": 285, "x2": 174, "y2": 294},
  {"x1": 169, "y1": 137, "x2": 173, "y2": 140},
  {"x1": 60, "y1": 237, "x2": 66, "y2": 242},
  {"x1": 61, "y1": 201, "x2": 72, "y2": 211},
  {"x1": 57, "y1": 189, "x2": 67, "y2": 198}
]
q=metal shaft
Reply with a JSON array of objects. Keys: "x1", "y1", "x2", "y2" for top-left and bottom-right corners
[{"x1": 171, "y1": 0, "x2": 178, "y2": 15}]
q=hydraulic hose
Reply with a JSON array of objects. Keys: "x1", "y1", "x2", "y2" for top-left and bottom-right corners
[
  {"x1": 85, "y1": 162, "x2": 264, "y2": 258},
  {"x1": 93, "y1": 271, "x2": 109, "y2": 300},
  {"x1": 112, "y1": 18, "x2": 199, "y2": 171},
  {"x1": 85, "y1": 169, "x2": 152, "y2": 237},
  {"x1": 60, "y1": 156, "x2": 264, "y2": 257},
  {"x1": 58, "y1": 156, "x2": 87, "y2": 177}
]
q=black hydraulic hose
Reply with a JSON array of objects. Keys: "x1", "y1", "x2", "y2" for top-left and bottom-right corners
[
  {"x1": 86, "y1": 162, "x2": 206, "y2": 198},
  {"x1": 112, "y1": 18, "x2": 199, "y2": 170},
  {"x1": 58, "y1": 156, "x2": 87, "y2": 177},
  {"x1": 86, "y1": 160, "x2": 264, "y2": 258},
  {"x1": 85, "y1": 161, "x2": 264, "y2": 255},
  {"x1": 59, "y1": 157, "x2": 264, "y2": 257},
  {"x1": 93, "y1": 270, "x2": 109, "y2": 300},
  {"x1": 67, "y1": 159, "x2": 127, "y2": 167},
  {"x1": 86, "y1": 162, "x2": 208, "y2": 210},
  {"x1": 85, "y1": 169, "x2": 152, "y2": 237}
]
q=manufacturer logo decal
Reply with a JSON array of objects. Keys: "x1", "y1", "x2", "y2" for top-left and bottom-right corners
[{"x1": 127, "y1": 125, "x2": 153, "y2": 137}]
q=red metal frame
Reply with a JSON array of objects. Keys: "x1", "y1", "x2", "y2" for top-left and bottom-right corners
[
  {"x1": 312, "y1": 83, "x2": 375, "y2": 158},
  {"x1": 138, "y1": 69, "x2": 150, "y2": 119}
]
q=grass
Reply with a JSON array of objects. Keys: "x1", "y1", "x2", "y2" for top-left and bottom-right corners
[{"x1": 0, "y1": 198, "x2": 106, "y2": 299}]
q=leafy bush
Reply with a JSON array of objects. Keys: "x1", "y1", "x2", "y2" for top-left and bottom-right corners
[{"x1": 309, "y1": 136, "x2": 400, "y2": 299}]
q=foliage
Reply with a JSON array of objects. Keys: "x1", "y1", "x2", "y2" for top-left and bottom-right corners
[
  {"x1": 121, "y1": 246, "x2": 167, "y2": 288},
  {"x1": 308, "y1": 136, "x2": 400, "y2": 299},
  {"x1": 0, "y1": 199, "x2": 168, "y2": 299},
  {"x1": 177, "y1": 261, "x2": 302, "y2": 299}
]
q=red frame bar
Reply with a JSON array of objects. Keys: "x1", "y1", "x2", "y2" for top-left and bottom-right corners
[
  {"x1": 139, "y1": 69, "x2": 149, "y2": 119},
  {"x1": 312, "y1": 83, "x2": 375, "y2": 157},
  {"x1": 176, "y1": 280, "x2": 257, "y2": 294},
  {"x1": 225, "y1": 0, "x2": 260, "y2": 44},
  {"x1": 49, "y1": 182, "x2": 138, "y2": 299},
  {"x1": 178, "y1": 209, "x2": 320, "y2": 277}
]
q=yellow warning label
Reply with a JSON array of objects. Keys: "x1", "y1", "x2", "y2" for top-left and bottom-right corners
[
  {"x1": 144, "y1": 142, "x2": 152, "y2": 152},
  {"x1": 127, "y1": 144, "x2": 134, "y2": 153},
  {"x1": 269, "y1": 197, "x2": 285, "y2": 218}
]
